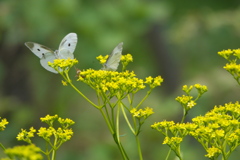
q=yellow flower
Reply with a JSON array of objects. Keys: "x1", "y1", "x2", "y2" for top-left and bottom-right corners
[
  {"x1": 130, "y1": 107, "x2": 154, "y2": 119},
  {"x1": 187, "y1": 100, "x2": 196, "y2": 109},
  {"x1": 62, "y1": 80, "x2": 68, "y2": 86},
  {"x1": 233, "y1": 48, "x2": 240, "y2": 59},
  {"x1": 0, "y1": 118, "x2": 9, "y2": 131},
  {"x1": 145, "y1": 76, "x2": 153, "y2": 84},
  {"x1": 205, "y1": 147, "x2": 221, "y2": 158}
]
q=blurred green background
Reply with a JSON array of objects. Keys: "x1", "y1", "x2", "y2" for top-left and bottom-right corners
[{"x1": 1, "y1": 0, "x2": 240, "y2": 159}]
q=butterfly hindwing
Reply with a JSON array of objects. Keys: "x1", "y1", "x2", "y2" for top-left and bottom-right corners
[
  {"x1": 40, "y1": 52, "x2": 58, "y2": 73},
  {"x1": 103, "y1": 42, "x2": 123, "y2": 71}
]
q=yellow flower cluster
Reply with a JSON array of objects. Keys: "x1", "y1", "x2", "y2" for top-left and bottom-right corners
[
  {"x1": 152, "y1": 101, "x2": 240, "y2": 158},
  {"x1": 40, "y1": 114, "x2": 58, "y2": 126},
  {"x1": 182, "y1": 84, "x2": 208, "y2": 95},
  {"x1": 151, "y1": 121, "x2": 197, "y2": 137},
  {"x1": 17, "y1": 127, "x2": 36, "y2": 143},
  {"x1": 58, "y1": 117, "x2": 75, "y2": 128},
  {"x1": 37, "y1": 127, "x2": 73, "y2": 142},
  {"x1": 17, "y1": 115, "x2": 75, "y2": 144},
  {"x1": 77, "y1": 69, "x2": 163, "y2": 97},
  {"x1": 37, "y1": 127, "x2": 54, "y2": 141},
  {"x1": 151, "y1": 120, "x2": 175, "y2": 130},
  {"x1": 176, "y1": 95, "x2": 193, "y2": 105},
  {"x1": 0, "y1": 117, "x2": 9, "y2": 131},
  {"x1": 218, "y1": 49, "x2": 240, "y2": 84},
  {"x1": 121, "y1": 53, "x2": 133, "y2": 62},
  {"x1": 176, "y1": 84, "x2": 207, "y2": 111},
  {"x1": 38, "y1": 115, "x2": 74, "y2": 142},
  {"x1": 97, "y1": 53, "x2": 133, "y2": 65},
  {"x1": 48, "y1": 58, "x2": 78, "y2": 73},
  {"x1": 130, "y1": 107, "x2": 154, "y2": 119},
  {"x1": 218, "y1": 48, "x2": 240, "y2": 60},
  {"x1": 96, "y1": 55, "x2": 108, "y2": 64},
  {"x1": 223, "y1": 63, "x2": 240, "y2": 77},
  {"x1": 4, "y1": 144, "x2": 43, "y2": 160},
  {"x1": 163, "y1": 137, "x2": 183, "y2": 145},
  {"x1": 205, "y1": 147, "x2": 221, "y2": 158},
  {"x1": 193, "y1": 84, "x2": 208, "y2": 94},
  {"x1": 145, "y1": 76, "x2": 164, "y2": 88}
]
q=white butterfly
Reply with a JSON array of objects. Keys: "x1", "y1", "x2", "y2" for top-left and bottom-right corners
[
  {"x1": 102, "y1": 42, "x2": 123, "y2": 71},
  {"x1": 25, "y1": 33, "x2": 78, "y2": 73}
]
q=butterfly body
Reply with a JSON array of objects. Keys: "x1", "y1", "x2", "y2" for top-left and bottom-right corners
[
  {"x1": 25, "y1": 33, "x2": 77, "y2": 73},
  {"x1": 102, "y1": 42, "x2": 123, "y2": 71}
]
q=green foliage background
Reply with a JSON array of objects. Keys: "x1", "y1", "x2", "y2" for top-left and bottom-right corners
[{"x1": 0, "y1": 0, "x2": 240, "y2": 159}]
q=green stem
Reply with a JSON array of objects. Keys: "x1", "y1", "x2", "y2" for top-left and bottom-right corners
[
  {"x1": 165, "y1": 148, "x2": 171, "y2": 160},
  {"x1": 51, "y1": 133, "x2": 59, "y2": 160},
  {"x1": 51, "y1": 150, "x2": 56, "y2": 160},
  {"x1": 114, "y1": 139, "x2": 129, "y2": 160},
  {"x1": 135, "y1": 135, "x2": 143, "y2": 160},
  {"x1": 99, "y1": 109, "x2": 114, "y2": 134},
  {"x1": 99, "y1": 105, "x2": 128, "y2": 159},
  {"x1": 116, "y1": 104, "x2": 120, "y2": 142},
  {"x1": 121, "y1": 105, "x2": 135, "y2": 134},
  {"x1": 69, "y1": 82, "x2": 99, "y2": 109},
  {"x1": 135, "y1": 89, "x2": 152, "y2": 109},
  {"x1": 61, "y1": 71, "x2": 99, "y2": 109},
  {"x1": 121, "y1": 103, "x2": 143, "y2": 160},
  {"x1": 0, "y1": 143, "x2": 5, "y2": 151},
  {"x1": 115, "y1": 103, "x2": 129, "y2": 160},
  {"x1": 181, "y1": 108, "x2": 187, "y2": 123},
  {"x1": 100, "y1": 104, "x2": 128, "y2": 160}
]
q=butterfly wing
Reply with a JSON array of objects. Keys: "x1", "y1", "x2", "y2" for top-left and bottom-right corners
[
  {"x1": 103, "y1": 42, "x2": 123, "y2": 71},
  {"x1": 25, "y1": 42, "x2": 58, "y2": 73},
  {"x1": 39, "y1": 52, "x2": 58, "y2": 73},
  {"x1": 57, "y1": 33, "x2": 77, "y2": 59}
]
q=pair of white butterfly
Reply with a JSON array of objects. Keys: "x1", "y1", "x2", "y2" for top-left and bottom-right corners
[{"x1": 25, "y1": 33, "x2": 123, "y2": 73}]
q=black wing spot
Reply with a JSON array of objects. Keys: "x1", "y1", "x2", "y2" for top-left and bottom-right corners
[
  {"x1": 68, "y1": 43, "x2": 71, "y2": 47},
  {"x1": 37, "y1": 48, "x2": 41, "y2": 51}
]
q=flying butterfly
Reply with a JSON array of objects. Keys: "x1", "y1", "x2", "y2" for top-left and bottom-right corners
[
  {"x1": 102, "y1": 42, "x2": 123, "y2": 71},
  {"x1": 25, "y1": 33, "x2": 77, "y2": 73}
]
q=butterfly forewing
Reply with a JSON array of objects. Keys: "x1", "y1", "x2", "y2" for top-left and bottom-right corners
[
  {"x1": 58, "y1": 33, "x2": 77, "y2": 59},
  {"x1": 103, "y1": 42, "x2": 123, "y2": 71},
  {"x1": 25, "y1": 42, "x2": 54, "y2": 59}
]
